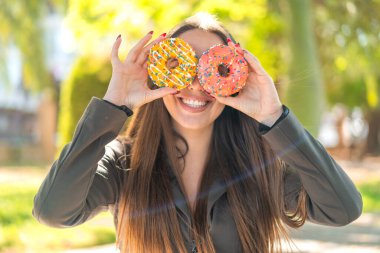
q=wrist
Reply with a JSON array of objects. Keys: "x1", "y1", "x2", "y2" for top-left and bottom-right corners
[
  {"x1": 102, "y1": 99, "x2": 134, "y2": 117},
  {"x1": 257, "y1": 106, "x2": 283, "y2": 127},
  {"x1": 104, "y1": 75, "x2": 129, "y2": 106},
  {"x1": 103, "y1": 92, "x2": 124, "y2": 107}
]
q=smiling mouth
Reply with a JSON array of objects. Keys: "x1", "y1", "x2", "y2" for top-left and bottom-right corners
[{"x1": 180, "y1": 98, "x2": 209, "y2": 108}]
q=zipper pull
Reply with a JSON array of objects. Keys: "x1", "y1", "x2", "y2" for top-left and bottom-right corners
[{"x1": 191, "y1": 239, "x2": 198, "y2": 253}]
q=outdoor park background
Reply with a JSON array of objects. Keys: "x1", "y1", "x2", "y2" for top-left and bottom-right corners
[{"x1": 1, "y1": 0, "x2": 380, "y2": 252}]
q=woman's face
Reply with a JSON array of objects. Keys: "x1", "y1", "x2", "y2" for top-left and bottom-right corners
[{"x1": 163, "y1": 29, "x2": 225, "y2": 132}]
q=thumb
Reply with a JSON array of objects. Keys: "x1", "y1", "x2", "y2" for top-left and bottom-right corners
[{"x1": 144, "y1": 87, "x2": 178, "y2": 103}]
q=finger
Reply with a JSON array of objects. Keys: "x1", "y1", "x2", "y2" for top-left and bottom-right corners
[
  {"x1": 136, "y1": 33, "x2": 167, "y2": 65},
  {"x1": 141, "y1": 59, "x2": 148, "y2": 69},
  {"x1": 243, "y1": 50, "x2": 267, "y2": 76},
  {"x1": 127, "y1": 31, "x2": 154, "y2": 62},
  {"x1": 143, "y1": 87, "x2": 178, "y2": 104},
  {"x1": 135, "y1": 49, "x2": 150, "y2": 66},
  {"x1": 227, "y1": 38, "x2": 244, "y2": 56},
  {"x1": 226, "y1": 37, "x2": 234, "y2": 47},
  {"x1": 235, "y1": 43, "x2": 244, "y2": 55},
  {"x1": 111, "y1": 34, "x2": 122, "y2": 65}
]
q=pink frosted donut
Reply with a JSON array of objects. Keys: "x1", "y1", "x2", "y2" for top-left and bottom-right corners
[{"x1": 197, "y1": 44, "x2": 248, "y2": 96}]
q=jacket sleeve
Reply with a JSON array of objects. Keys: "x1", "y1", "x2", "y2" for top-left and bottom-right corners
[
  {"x1": 32, "y1": 97, "x2": 128, "y2": 227},
  {"x1": 261, "y1": 107, "x2": 363, "y2": 226}
]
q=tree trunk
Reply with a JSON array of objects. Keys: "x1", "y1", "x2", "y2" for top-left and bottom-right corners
[
  {"x1": 365, "y1": 109, "x2": 380, "y2": 155},
  {"x1": 285, "y1": 0, "x2": 324, "y2": 135},
  {"x1": 37, "y1": 90, "x2": 58, "y2": 163}
]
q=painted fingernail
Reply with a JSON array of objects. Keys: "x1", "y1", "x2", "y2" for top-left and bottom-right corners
[
  {"x1": 160, "y1": 33, "x2": 167, "y2": 37},
  {"x1": 148, "y1": 30, "x2": 154, "y2": 35},
  {"x1": 227, "y1": 38, "x2": 232, "y2": 43},
  {"x1": 116, "y1": 34, "x2": 121, "y2": 40}
]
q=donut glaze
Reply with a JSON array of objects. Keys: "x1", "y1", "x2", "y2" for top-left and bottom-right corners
[
  {"x1": 148, "y1": 38, "x2": 198, "y2": 90},
  {"x1": 197, "y1": 44, "x2": 248, "y2": 96}
]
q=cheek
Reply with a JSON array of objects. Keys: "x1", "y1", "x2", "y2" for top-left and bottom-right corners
[
  {"x1": 162, "y1": 96, "x2": 177, "y2": 117},
  {"x1": 213, "y1": 102, "x2": 226, "y2": 118},
  {"x1": 163, "y1": 96, "x2": 176, "y2": 113}
]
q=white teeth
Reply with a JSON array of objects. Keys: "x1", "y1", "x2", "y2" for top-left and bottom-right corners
[{"x1": 181, "y1": 98, "x2": 207, "y2": 108}]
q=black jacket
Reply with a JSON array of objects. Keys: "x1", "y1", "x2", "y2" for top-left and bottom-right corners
[{"x1": 33, "y1": 97, "x2": 363, "y2": 252}]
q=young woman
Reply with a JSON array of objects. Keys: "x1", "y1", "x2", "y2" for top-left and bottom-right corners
[{"x1": 33, "y1": 13, "x2": 362, "y2": 253}]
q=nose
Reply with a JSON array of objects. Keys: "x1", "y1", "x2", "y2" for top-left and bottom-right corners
[{"x1": 188, "y1": 76, "x2": 204, "y2": 91}]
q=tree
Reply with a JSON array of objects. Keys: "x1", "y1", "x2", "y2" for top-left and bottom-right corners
[
  {"x1": 313, "y1": 1, "x2": 380, "y2": 154},
  {"x1": 284, "y1": 0, "x2": 324, "y2": 135},
  {"x1": 58, "y1": 55, "x2": 111, "y2": 150},
  {"x1": 0, "y1": 0, "x2": 65, "y2": 91},
  {"x1": 0, "y1": 1, "x2": 69, "y2": 163},
  {"x1": 63, "y1": 0, "x2": 284, "y2": 76}
]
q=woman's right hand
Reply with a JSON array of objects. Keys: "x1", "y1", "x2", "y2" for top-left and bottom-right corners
[{"x1": 103, "y1": 32, "x2": 177, "y2": 110}]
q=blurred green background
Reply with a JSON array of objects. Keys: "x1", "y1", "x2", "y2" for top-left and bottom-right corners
[{"x1": 1, "y1": 0, "x2": 380, "y2": 252}]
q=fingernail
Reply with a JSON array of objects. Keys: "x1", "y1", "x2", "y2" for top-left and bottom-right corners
[
  {"x1": 227, "y1": 38, "x2": 232, "y2": 43},
  {"x1": 171, "y1": 91, "x2": 180, "y2": 95},
  {"x1": 160, "y1": 33, "x2": 167, "y2": 37},
  {"x1": 116, "y1": 34, "x2": 121, "y2": 40},
  {"x1": 148, "y1": 30, "x2": 154, "y2": 35}
]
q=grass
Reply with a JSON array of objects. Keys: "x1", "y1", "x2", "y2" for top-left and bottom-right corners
[
  {"x1": 357, "y1": 180, "x2": 380, "y2": 213},
  {"x1": 0, "y1": 183, "x2": 115, "y2": 253}
]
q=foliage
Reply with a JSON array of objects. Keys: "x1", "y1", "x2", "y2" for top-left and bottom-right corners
[
  {"x1": 358, "y1": 180, "x2": 380, "y2": 213},
  {"x1": 64, "y1": 0, "x2": 284, "y2": 77},
  {"x1": 0, "y1": 183, "x2": 115, "y2": 252},
  {"x1": 0, "y1": 184, "x2": 36, "y2": 227},
  {"x1": 0, "y1": 0, "x2": 66, "y2": 91},
  {"x1": 3, "y1": 1, "x2": 380, "y2": 114},
  {"x1": 313, "y1": 1, "x2": 380, "y2": 110},
  {"x1": 58, "y1": 55, "x2": 111, "y2": 150},
  {"x1": 0, "y1": 0, "x2": 48, "y2": 91}
]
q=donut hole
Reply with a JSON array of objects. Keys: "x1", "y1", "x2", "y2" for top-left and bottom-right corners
[
  {"x1": 218, "y1": 64, "x2": 230, "y2": 77},
  {"x1": 166, "y1": 58, "x2": 179, "y2": 69}
]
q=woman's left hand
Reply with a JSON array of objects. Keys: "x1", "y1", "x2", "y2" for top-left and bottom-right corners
[{"x1": 214, "y1": 43, "x2": 283, "y2": 127}]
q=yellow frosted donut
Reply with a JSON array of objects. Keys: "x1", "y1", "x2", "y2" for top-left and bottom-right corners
[{"x1": 148, "y1": 38, "x2": 198, "y2": 90}]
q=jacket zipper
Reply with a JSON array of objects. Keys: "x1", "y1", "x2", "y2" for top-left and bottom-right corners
[{"x1": 191, "y1": 239, "x2": 198, "y2": 253}]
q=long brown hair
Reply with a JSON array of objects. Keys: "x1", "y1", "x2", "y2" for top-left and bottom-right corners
[{"x1": 116, "y1": 13, "x2": 307, "y2": 253}]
